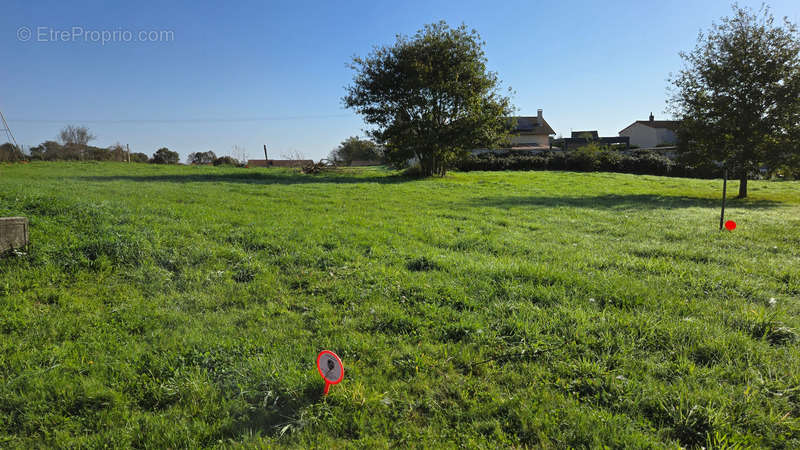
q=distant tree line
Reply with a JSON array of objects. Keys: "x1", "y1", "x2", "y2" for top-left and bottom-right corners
[
  {"x1": 186, "y1": 150, "x2": 242, "y2": 166},
  {"x1": 0, "y1": 125, "x2": 240, "y2": 165},
  {"x1": 25, "y1": 141, "x2": 133, "y2": 162},
  {"x1": 3, "y1": 139, "x2": 171, "y2": 164}
]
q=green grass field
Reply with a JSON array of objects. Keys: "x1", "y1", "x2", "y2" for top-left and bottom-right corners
[{"x1": 1, "y1": 162, "x2": 799, "y2": 448}]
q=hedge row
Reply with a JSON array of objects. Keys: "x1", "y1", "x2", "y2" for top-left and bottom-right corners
[{"x1": 457, "y1": 149, "x2": 722, "y2": 178}]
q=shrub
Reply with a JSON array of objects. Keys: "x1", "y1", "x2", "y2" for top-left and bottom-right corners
[
  {"x1": 457, "y1": 149, "x2": 700, "y2": 178},
  {"x1": 623, "y1": 151, "x2": 674, "y2": 176},
  {"x1": 567, "y1": 144, "x2": 601, "y2": 171},
  {"x1": 188, "y1": 151, "x2": 217, "y2": 165},
  {"x1": 150, "y1": 148, "x2": 179, "y2": 164},
  {"x1": 213, "y1": 156, "x2": 241, "y2": 166},
  {"x1": 402, "y1": 163, "x2": 428, "y2": 178},
  {"x1": 130, "y1": 152, "x2": 150, "y2": 163},
  {"x1": 597, "y1": 150, "x2": 623, "y2": 172},
  {"x1": 547, "y1": 152, "x2": 568, "y2": 171},
  {"x1": 0, "y1": 143, "x2": 26, "y2": 162}
]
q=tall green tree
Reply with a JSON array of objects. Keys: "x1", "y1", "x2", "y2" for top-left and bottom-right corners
[
  {"x1": 344, "y1": 22, "x2": 514, "y2": 176},
  {"x1": 668, "y1": 4, "x2": 800, "y2": 197}
]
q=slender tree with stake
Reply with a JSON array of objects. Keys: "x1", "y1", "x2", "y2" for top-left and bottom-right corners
[{"x1": 668, "y1": 4, "x2": 800, "y2": 198}]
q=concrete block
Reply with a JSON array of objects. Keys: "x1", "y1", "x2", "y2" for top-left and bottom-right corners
[{"x1": 0, "y1": 217, "x2": 29, "y2": 254}]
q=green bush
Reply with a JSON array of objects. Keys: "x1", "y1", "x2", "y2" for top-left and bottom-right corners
[
  {"x1": 597, "y1": 149, "x2": 623, "y2": 171},
  {"x1": 212, "y1": 156, "x2": 241, "y2": 166},
  {"x1": 569, "y1": 143, "x2": 602, "y2": 171},
  {"x1": 130, "y1": 152, "x2": 149, "y2": 163},
  {"x1": 150, "y1": 148, "x2": 179, "y2": 164},
  {"x1": 457, "y1": 147, "x2": 708, "y2": 178},
  {"x1": 0, "y1": 143, "x2": 26, "y2": 162},
  {"x1": 402, "y1": 163, "x2": 428, "y2": 178}
]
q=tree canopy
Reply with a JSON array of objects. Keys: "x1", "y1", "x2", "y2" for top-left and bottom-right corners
[
  {"x1": 58, "y1": 125, "x2": 95, "y2": 146},
  {"x1": 344, "y1": 21, "x2": 514, "y2": 176},
  {"x1": 188, "y1": 151, "x2": 217, "y2": 165},
  {"x1": 213, "y1": 156, "x2": 240, "y2": 166},
  {"x1": 328, "y1": 136, "x2": 382, "y2": 165},
  {"x1": 0, "y1": 143, "x2": 25, "y2": 162},
  {"x1": 130, "y1": 152, "x2": 149, "y2": 163},
  {"x1": 151, "y1": 147, "x2": 180, "y2": 164},
  {"x1": 668, "y1": 4, "x2": 800, "y2": 197},
  {"x1": 57, "y1": 125, "x2": 96, "y2": 161},
  {"x1": 27, "y1": 141, "x2": 128, "y2": 162}
]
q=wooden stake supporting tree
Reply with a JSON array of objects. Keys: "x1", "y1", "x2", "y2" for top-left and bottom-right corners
[{"x1": 719, "y1": 166, "x2": 727, "y2": 231}]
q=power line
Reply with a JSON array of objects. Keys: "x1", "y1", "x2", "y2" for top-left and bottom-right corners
[{"x1": 6, "y1": 113, "x2": 353, "y2": 124}]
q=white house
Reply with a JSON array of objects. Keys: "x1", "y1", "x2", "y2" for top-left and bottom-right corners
[
  {"x1": 619, "y1": 113, "x2": 679, "y2": 148},
  {"x1": 508, "y1": 110, "x2": 555, "y2": 148}
]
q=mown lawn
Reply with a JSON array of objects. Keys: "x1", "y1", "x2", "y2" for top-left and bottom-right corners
[{"x1": 1, "y1": 162, "x2": 799, "y2": 448}]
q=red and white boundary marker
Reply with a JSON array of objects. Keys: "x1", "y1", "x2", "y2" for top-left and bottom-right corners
[{"x1": 316, "y1": 350, "x2": 344, "y2": 396}]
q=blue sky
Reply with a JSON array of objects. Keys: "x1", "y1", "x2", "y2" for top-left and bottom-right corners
[{"x1": 2, "y1": 0, "x2": 798, "y2": 161}]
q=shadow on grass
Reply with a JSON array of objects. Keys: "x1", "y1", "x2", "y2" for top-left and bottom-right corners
[
  {"x1": 465, "y1": 194, "x2": 782, "y2": 210},
  {"x1": 224, "y1": 381, "x2": 324, "y2": 440},
  {"x1": 78, "y1": 170, "x2": 412, "y2": 185}
]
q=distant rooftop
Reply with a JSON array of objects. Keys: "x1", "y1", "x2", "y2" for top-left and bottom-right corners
[
  {"x1": 620, "y1": 113, "x2": 680, "y2": 134},
  {"x1": 507, "y1": 112, "x2": 555, "y2": 136},
  {"x1": 632, "y1": 120, "x2": 679, "y2": 131}
]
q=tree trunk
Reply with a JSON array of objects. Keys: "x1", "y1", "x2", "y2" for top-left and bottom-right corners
[
  {"x1": 421, "y1": 155, "x2": 433, "y2": 177},
  {"x1": 737, "y1": 173, "x2": 748, "y2": 198}
]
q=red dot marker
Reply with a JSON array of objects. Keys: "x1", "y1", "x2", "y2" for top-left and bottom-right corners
[{"x1": 724, "y1": 220, "x2": 736, "y2": 231}]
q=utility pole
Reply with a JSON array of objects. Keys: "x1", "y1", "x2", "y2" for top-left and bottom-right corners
[
  {"x1": 0, "y1": 107, "x2": 19, "y2": 150},
  {"x1": 263, "y1": 144, "x2": 268, "y2": 161}
]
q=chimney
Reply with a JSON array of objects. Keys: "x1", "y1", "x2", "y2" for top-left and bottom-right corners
[
  {"x1": 537, "y1": 109, "x2": 543, "y2": 126},
  {"x1": 649, "y1": 112, "x2": 654, "y2": 123}
]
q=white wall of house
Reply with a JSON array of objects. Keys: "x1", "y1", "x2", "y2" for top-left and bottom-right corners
[
  {"x1": 510, "y1": 134, "x2": 549, "y2": 147},
  {"x1": 619, "y1": 123, "x2": 658, "y2": 147},
  {"x1": 620, "y1": 123, "x2": 658, "y2": 148},
  {"x1": 620, "y1": 123, "x2": 678, "y2": 148}
]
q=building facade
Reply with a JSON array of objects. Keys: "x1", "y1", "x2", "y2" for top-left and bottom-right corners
[
  {"x1": 508, "y1": 110, "x2": 556, "y2": 148},
  {"x1": 619, "y1": 113, "x2": 679, "y2": 148}
]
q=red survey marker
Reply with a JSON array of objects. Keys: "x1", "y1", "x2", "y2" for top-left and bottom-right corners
[{"x1": 316, "y1": 350, "x2": 344, "y2": 396}]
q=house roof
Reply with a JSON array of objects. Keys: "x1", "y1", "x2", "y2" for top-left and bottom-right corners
[
  {"x1": 571, "y1": 130, "x2": 599, "y2": 139},
  {"x1": 619, "y1": 120, "x2": 680, "y2": 134},
  {"x1": 508, "y1": 116, "x2": 555, "y2": 136}
]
